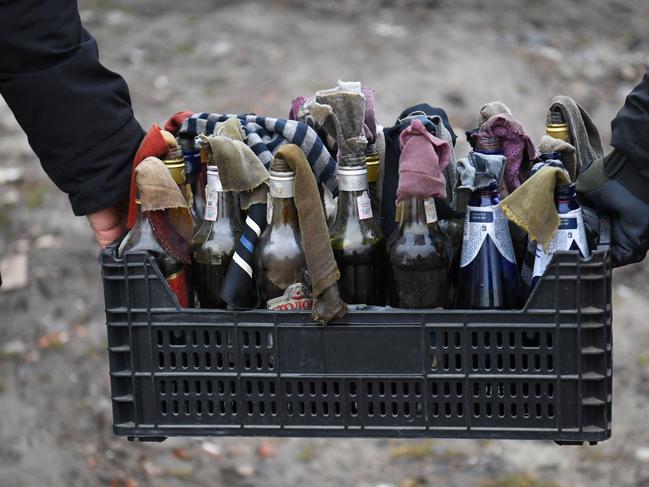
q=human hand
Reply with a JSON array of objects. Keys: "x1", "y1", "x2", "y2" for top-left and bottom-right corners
[
  {"x1": 87, "y1": 199, "x2": 128, "y2": 249},
  {"x1": 577, "y1": 157, "x2": 649, "y2": 267}
]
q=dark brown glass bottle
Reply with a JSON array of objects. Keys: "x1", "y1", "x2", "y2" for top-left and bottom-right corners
[
  {"x1": 192, "y1": 167, "x2": 242, "y2": 308},
  {"x1": 329, "y1": 163, "x2": 385, "y2": 305},
  {"x1": 254, "y1": 159, "x2": 307, "y2": 305},
  {"x1": 389, "y1": 197, "x2": 452, "y2": 308}
]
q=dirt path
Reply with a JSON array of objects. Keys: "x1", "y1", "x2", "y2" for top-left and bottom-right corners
[{"x1": 2, "y1": 1, "x2": 649, "y2": 486}]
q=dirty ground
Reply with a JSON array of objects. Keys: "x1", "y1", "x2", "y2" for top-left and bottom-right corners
[{"x1": 1, "y1": 1, "x2": 649, "y2": 486}]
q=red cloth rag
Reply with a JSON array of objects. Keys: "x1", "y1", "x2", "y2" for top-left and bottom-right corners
[
  {"x1": 397, "y1": 119, "x2": 451, "y2": 201},
  {"x1": 164, "y1": 111, "x2": 194, "y2": 135},
  {"x1": 126, "y1": 124, "x2": 170, "y2": 228}
]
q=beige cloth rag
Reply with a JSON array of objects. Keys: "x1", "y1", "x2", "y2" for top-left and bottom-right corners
[
  {"x1": 478, "y1": 101, "x2": 512, "y2": 127},
  {"x1": 200, "y1": 118, "x2": 269, "y2": 209},
  {"x1": 316, "y1": 88, "x2": 367, "y2": 161},
  {"x1": 499, "y1": 166, "x2": 570, "y2": 248},
  {"x1": 136, "y1": 157, "x2": 189, "y2": 211},
  {"x1": 538, "y1": 135, "x2": 578, "y2": 181},
  {"x1": 272, "y1": 144, "x2": 347, "y2": 324}
]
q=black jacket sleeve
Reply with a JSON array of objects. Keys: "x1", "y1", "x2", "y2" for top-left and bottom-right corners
[
  {"x1": 0, "y1": 0, "x2": 144, "y2": 216},
  {"x1": 607, "y1": 71, "x2": 649, "y2": 203}
]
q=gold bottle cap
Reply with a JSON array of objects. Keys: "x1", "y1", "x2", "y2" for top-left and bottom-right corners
[
  {"x1": 546, "y1": 123, "x2": 570, "y2": 142},
  {"x1": 164, "y1": 158, "x2": 187, "y2": 185}
]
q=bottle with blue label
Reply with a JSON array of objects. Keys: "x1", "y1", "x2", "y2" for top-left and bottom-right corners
[
  {"x1": 527, "y1": 183, "x2": 590, "y2": 289},
  {"x1": 455, "y1": 181, "x2": 522, "y2": 309}
]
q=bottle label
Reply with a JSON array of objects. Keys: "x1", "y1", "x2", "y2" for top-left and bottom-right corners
[
  {"x1": 269, "y1": 175, "x2": 295, "y2": 198},
  {"x1": 424, "y1": 198, "x2": 438, "y2": 224},
  {"x1": 266, "y1": 283, "x2": 314, "y2": 311},
  {"x1": 460, "y1": 205, "x2": 516, "y2": 268},
  {"x1": 357, "y1": 191, "x2": 373, "y2": 220},
  {"x1": 166, "y1": 267, "x2": 192, "y2": 308},
  {"x1": 204, "y1": 185, "x2": 219, "y2": 222},
  {"x1": 338, "y1": 172, "x2": 369, "y2": 192},
  {"x1": 266, "y1": 193, "x2": 273, "y2": 224},
  {"x1": 532, "y1": 208, "x2": 590, "y2": 279}
]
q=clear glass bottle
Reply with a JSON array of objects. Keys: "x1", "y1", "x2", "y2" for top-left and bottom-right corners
[
  {"x1": 191, "y1": 167, "x2": 242, "y2": 308},
  {"x1": 389, "y1": 197, "x2": 452, "y2": 308},
  {"x1": 455, "y1": 182, "x2": 522, "y2": 309},
  {"x1": 120, "y1": 202, "x2": 193, "y2": 308},
  {"x1": 254, "y1": 158, "x2": 307, "y2": 305},
  {"x1": 329, "y1": 162, "x2": 385, "y2": 305}
]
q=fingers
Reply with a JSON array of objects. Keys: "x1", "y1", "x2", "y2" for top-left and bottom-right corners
[{"x1": 88, "y1": 204, "x2": 127, "y2": 249}]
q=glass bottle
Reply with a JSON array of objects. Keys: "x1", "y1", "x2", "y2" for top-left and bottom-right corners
[
  {"x1": 529, "y1": 183, "x2": 590, "y2": 289},
  {"x1": 389, "y1": 197, "x2": 452, "y2": 308},
  {"x1": 179, "y1": 135, "x2": 206, "y2": 228},
  {"x1": 191, "y1": 167, "x2": 242, "y2": 308},
  {"x1": 455, "y1": 182, "x2": 522, "y2": 309},
  {"x1": 364, "y1": 142, "x2": 381, "y2": 224},
  {"x1": 163, "y1": 146, "x2": 199, "y2": 228},
  {"x1": 254, "y1": 158, "x2": 307, "y2": 305},
  {"x1": 119, "y1": 202, "x2": 193, "y2": 308},
  {"x1": 546, "y1": 108, "x2": 571, "y2": 143},
  {"x1": 329, "y1": 162, "x2": 385, "y2": 305}
]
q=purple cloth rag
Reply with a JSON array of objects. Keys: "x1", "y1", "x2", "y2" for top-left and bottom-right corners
[
  {"x1": 362, "y1": 87, "x2": 377, "y2": 143},
  {"x1": 289, "y1": 96, "x2": 307, "y2": 121},
  {"x1": 397, "y1": 119, "x2": 451, "y2": 202},
  {"x1": 480, "y1": 113, "x2": 538, "y2": 194}
]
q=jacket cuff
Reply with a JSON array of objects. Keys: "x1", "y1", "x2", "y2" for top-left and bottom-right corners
[{"x1": 68, "y1": 117, "x2": 145, "y2": 215}]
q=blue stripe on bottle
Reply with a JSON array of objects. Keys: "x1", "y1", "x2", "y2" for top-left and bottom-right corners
[{"x1": 240, "y1": 235, "x2": 254, "y2": 254}]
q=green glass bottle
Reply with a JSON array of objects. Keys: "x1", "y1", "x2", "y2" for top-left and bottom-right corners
[
  {"x1": 254, "y1": 158, "x2": 307, "y2": 305},
  {"x1": 329, "y1": 162, "x2": 385, "y2": 305},
  {"x1": 389, "y1": 197, "x2": 452, "y2": 308},
  {"x1": 191, "y1": 166, "x2": 242, "y2": 308}
]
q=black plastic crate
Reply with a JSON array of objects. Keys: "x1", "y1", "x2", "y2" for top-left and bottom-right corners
[{"x1": 100, "y1": 234, "x2": 612, "y2": 444}]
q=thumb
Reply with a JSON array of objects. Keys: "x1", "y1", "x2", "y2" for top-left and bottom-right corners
[{"x1": 87, "y1": 203, "x2": 127, "y2": 249}]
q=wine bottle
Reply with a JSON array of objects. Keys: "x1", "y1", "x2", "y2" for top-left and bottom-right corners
[
  {"x1": 120, "y1": 201, "x2": 193, "y2": 308},
  {"x1": 455, "y1": 182, "x2": 522, "y2": 309},
  {"x1": 192, "y1": 166, "x2": 242, "y2": 308},
  {"x1": 389, "y1": 196, "x2": 452, "y2": 308},
  {"x1": 529, "y1": 183, "x2": 589, "y2": 288},
  {"x1": 254, "y1": 157, "x2": 307, "y2": 305},
  {"x1": 163, "y1": 146, "x2": 199, "y2": 228},
  {"x1": 329, "y1": 162, "x2": 385, "y2": 305}
]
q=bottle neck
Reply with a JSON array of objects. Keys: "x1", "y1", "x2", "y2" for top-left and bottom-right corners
[
  {"x1": 270, "y1": 196, "x2": 299, "y2": 226},
  {"x1": 398, "y1": 197, "x2": 438, "y2": 230},
  {"x1": 469, "y1": 183, "x2": 500, "y2": 207},
  {"x1": 204, "y1": 171, "x2": 239, "y2": 222},
  {"x1": 555, "y1": 183, "x2": 580, "y2": 213},
  {"x1": 335, "y1": 167, "x2": 370, "y2": 222},
  {"x1": 364, "y1": 144, "x2": 380, "y2": 184}
]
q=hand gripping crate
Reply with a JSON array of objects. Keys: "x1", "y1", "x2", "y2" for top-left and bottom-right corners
[{"x1": 100, "y1": 231, "x2": 612, "y2": 445}]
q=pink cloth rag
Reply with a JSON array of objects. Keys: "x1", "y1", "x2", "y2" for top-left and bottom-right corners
[
  {"x1": 480, "y1": 113, "x2": 538, "y2": 194},
  {"x1": 362, "y1": 87, "x2": 377, "y2": 143},
  {"x1": 397, "y1": 119, "x2": 451, "y2": 201},
  {"x1": 289, "y1": 96, "x2": 307, "y2": 121}
]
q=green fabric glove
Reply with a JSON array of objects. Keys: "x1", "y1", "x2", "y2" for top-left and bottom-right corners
[{"x1": 577, "y1": 153, "x2": 649, "y2": 267}]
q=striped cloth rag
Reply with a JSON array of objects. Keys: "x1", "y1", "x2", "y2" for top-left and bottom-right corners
[{"x1": 179, "y1": 113, "x2": 338, "y2": 194}]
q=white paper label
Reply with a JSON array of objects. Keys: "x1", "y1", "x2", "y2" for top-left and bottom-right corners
[
  {"x1": 460, "y1": 205, "x2": 516, "y2": 268},
  {"x1": 424, "y1": 198, "x2": 438, "y2": 224},
  {"x1": 532, "y1": 208, "x2": 590, "y2": 279},
  {"x1": 204, "y1": 185, "x2": 219, "y2": 222},
  {"x1": 266, "y1": 193, "x2": 273, "y2": 224},
  {"x1": 357, "y1": 191, "x2": 373, "y2": 220},
  {"x1": 269, "y1": 175, "x2": 295, "y2": 198}
]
